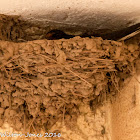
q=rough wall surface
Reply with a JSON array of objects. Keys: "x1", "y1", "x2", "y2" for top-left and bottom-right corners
[
  {"x1": 0, "y1": 0, "x2": 140, "y2": 36},
  {"x1": 111, "y1": 75, "x2": 140, "y2": 140}
]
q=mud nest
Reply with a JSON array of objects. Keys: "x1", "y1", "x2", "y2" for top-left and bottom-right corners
[{"x1": 0, "y1": 36, "x2": 139, "y2": 133}]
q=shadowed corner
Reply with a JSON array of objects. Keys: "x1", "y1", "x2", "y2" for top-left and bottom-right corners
[{"x1": 45, "y1": 29, "x2": 75, "y2": 40}]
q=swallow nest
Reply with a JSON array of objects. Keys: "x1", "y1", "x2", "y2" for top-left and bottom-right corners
[{"x1": 0, "y1": 36, "x2": 139, "y2": 132}]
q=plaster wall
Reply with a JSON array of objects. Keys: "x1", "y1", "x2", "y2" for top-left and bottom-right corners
[{"x1": 111, "y1": 74, "x2": 140, "y2": 140}]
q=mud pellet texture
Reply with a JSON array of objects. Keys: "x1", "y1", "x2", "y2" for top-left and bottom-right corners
[{"x1": 0, "y1": 36, "x2": 139, "y2": 140}]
